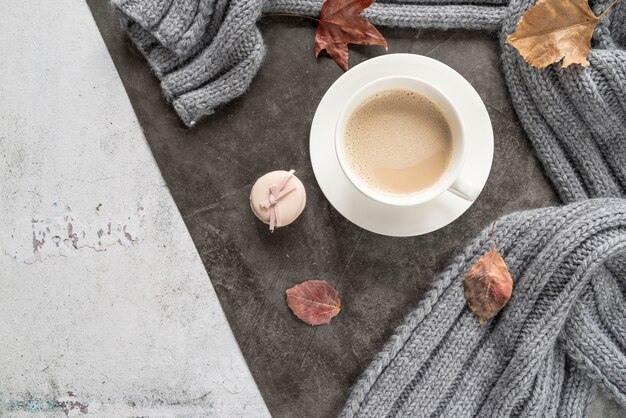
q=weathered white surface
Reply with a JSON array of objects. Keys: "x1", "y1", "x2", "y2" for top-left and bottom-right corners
[{"x1": 0, "y1": 1, "x2": 269, "y2": 416}]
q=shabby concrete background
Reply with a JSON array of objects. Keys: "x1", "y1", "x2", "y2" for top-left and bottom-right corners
[
  {"x1": 0, "y1": 1, "x2": 269, "y2": 416},
  {"x1": 89, "y1": 3, "x2": 626, "y2": 418}
]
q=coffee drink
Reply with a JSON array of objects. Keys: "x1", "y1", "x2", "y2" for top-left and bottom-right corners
[{"x1": 343, "y1": 89, "x2": 453, "y2": 195}]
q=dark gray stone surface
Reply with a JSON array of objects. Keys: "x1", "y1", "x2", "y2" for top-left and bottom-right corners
[{"x1": 87, "y1": 3, "x2": 624, "y2": 418}]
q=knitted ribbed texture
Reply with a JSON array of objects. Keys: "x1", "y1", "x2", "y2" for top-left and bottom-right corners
[
  {"x1": 500, "y1": 0, "x2": 626, "y2": 202},
  {"x1": 111, "y1": 1, "x2": 626, "y2": 416},
  {"x1": 113, "y1": 0, "x2": 267, "y2": 127},
  {"x1": 263, "y1": 1, "x2": 508, "y2": 32},
  {"x1": 112, "y1": 0, "x2": 508, "y2": 126},
  {"x1": 340, "y1": 199, "x2": 626, "y2": 417}
]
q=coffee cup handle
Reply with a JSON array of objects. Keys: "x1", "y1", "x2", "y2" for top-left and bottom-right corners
[{"x1": 448, "y1": 177, "x2": 480, "y2": 202}]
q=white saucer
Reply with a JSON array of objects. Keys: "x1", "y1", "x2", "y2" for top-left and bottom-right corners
[{"x1": 309, "y1": 54, "x2": 493, "y2": 237}]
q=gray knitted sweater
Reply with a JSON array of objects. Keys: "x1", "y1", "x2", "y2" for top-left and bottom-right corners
[{"x1": 112, "y1": 0, "x2": 626, "y2": 416}]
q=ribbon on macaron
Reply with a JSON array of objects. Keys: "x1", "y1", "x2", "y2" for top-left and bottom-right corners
[{"x1": 259, "y1": 169, "x2": 297, "y2": 232}]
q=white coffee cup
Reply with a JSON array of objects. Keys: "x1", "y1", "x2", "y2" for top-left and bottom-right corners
[{"x1": 335, "y1": 76, "x2": 480, "y2": 207}]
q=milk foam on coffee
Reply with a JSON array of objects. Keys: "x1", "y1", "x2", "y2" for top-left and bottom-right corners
[{"x1": 343, "y1": 89, "x2": 453, "y2": 195}]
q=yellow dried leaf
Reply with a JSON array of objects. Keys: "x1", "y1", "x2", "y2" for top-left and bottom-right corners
[{"x1": 506, "y1": 0, "x2": 603, "y2": 68}]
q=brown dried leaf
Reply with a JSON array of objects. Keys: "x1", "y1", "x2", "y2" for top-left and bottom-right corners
[
  {"x1": 506, "y1": 0, "x2": 603, "y2": 68},
  {"x1": 315, "y1": 0, "x2": 387, "y2": 71},
  {"x1": 464, "y1": 249, "x2": 513, "y2": 325},
  {"x1": 286, "y1": 280, "x2": 341, "y2": 325}
]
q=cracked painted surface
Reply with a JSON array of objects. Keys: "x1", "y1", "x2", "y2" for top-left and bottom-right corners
[
  {"x1": 0, "y1": 1, "x2": 269, "y2": 416},
  {"x1": 3, "y1": 204, "x2": 143, "y2": 264}
]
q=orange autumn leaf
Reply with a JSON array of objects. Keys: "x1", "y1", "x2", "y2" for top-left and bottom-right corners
[
  {"x1": 506, "y1": 0, "x2": 617, "y2": 68},
  {"x1": 286, "y1": 280, "x2": 341, "y2": 325},
  {"x1": 464, "y1": 225, "x2": 513, "y2": 326},
  {"x1": 315, "y1": 0, "x2": 387, "y2": 71}
]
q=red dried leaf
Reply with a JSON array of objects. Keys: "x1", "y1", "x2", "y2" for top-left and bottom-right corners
[
  {"x1": 463, "y1": 248, "x2": 513, "y2": 326},
  {"x1": 286, "y1": 280, "x2": 341, "y2": 325},
  {"x1": 315, "y1": 0, "x2": 387, "y2": 71}
]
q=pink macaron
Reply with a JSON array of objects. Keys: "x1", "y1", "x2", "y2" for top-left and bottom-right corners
[{"x1": 250, "y1": 170, "x2": 306, "y2": 231}]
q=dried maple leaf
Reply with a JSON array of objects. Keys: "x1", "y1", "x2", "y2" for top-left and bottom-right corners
[
  {"x1": 286, "y1": 280, "x2": 341, "y2": 325},
  {"x1": 315, "y1": 0, "x2": 388, "y2": 71},
  {"x1": 463, "y1": 225, "x2": 513, "y2": 325},
  {"x1": 506, "y1": 0, "x2": 617, "y2": 68}
]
